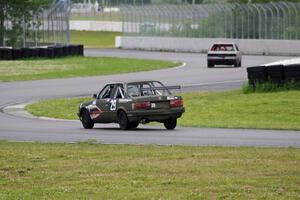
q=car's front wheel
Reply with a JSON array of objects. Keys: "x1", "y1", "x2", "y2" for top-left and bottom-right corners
[
  {"x1": 164, "y1": 118, "x2": 177, "y2": 130},
  {"x1": 81, "y1": 109, "x2": 94, "y2": 129},
  {"x1": 118, "y1": 110, "x2": 130, "y2": 130}
]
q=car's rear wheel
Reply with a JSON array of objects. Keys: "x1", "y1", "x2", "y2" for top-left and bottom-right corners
[
  {"x1": 130, "y1": 121, "x2": 139, "y2": 129},
  {"x1": 234, "y1": 61, "x2": 239, "y2": 67},
  {"x1": 81, "y1": 109, "x2": 94, "y2": 129},
  {"x1": 207, "y1": 61, "x2": 214, "y2": 68},
  {"x1": 164, "y1": 118, "x2": 177, "y2": 130},
  {"x1": 118, "y1": 110, "x2": 130, "y2": 130},
  {"x1": 235, "y1": 60, "x2": 242, "y2": 68}
]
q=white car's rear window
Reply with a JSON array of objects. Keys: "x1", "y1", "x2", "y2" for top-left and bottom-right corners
[{"x1": 211, "y1": 44, "x2": 234, "y2": 51}]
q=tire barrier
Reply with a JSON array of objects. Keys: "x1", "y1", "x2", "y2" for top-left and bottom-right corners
[
  {"x1": 247, "y1": 64, "x2": 300, "y2": 85},
  {"x1": 0, "y1": 44, "x2": 84, "y2": 60},
  {"x1": 247, "y1": 66, "x2": 267, "y2": 85},
  {"x1": 266, "y1": 65, "x2": 284, "y2": 84},
  {"x1": 52, "y1": 46, "x2": 64, "y2": 57},
  {"x1": 0, "y1": 48, "x2": 13, "y2": 60},
  {"x1": 284, "y1": 64, "x2": 300, "y2": 82},
  {"x1": 12, "y1": 49, "x2": 22, "y2": 60}
]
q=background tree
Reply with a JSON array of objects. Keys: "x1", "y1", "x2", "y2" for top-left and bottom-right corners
[{"x1": 0, "y1": 0, "x2": 50, "y2": 47}]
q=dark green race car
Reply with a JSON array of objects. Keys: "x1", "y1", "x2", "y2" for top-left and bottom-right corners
[{"x1": 78, "y1": 81, "x2": 185, "y2": 130}]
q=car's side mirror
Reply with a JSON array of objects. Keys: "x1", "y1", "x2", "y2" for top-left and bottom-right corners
[{"x1": 92, "y1": 93, "x2": 98, "y2": 99}]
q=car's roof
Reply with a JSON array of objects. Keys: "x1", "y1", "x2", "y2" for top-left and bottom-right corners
[
  {"x1": 212, "y1": 42, "x2": 236, "y2": 45},
  {"x1": 126, "y1": 80, "x2": 160, "y2": 84},
  {"x1": 106, "y1": 80, "x2": 160, "y2": 85}
]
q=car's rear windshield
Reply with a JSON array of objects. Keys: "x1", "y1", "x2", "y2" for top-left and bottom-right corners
[
  {"x1": 127, "y1": 81, "x2": 171, "y2": 97},
  {"x1": 211, "y1": 44, "x2": 234, "y2": 51}
]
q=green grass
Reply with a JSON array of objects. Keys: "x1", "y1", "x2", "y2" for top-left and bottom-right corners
[
  {"x1": 27, "y1": 97, "x2": 91, "y2": 120},
  {"x1": 26, "y1": 90, "x2": 300, "y2": 130},
  {"x1": 180, "y1": 90, "x2": 300, "y2": 130},
  {"x1": 71, "y1": 31, "x2": 121, "y2": 48},
  {"x1": 0, "y1": 56, "x2": 177, "y2": 82},
  {"x1": 0, "y1": 141, "x2": 299, "y2": 199},
  {"x1": 242, "y1": 81, "x2": 300, "y2": 93}
]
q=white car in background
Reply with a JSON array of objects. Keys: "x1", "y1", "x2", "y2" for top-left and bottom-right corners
[{"x1": 207, "y1": 43, "x2": 242, "y2": 68}]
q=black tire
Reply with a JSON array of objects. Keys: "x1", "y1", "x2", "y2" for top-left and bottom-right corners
[
  {"x1": 234, "y1": 61, "x2": 239, "y2": 68},
  {"x1": 118, "y1": 110, "x2": 130, "y2": 130},
  {"x1": 163, "y1": 118, "x2": 177, "y2": 130},
  {"x1": 81, "y1": 109, "x2": 94, "y2": 129},
  {"x1": 239, "y1": 60, "x2": 242, "y2": 67},
  {"x1": 130, "y1": 121, "x2": 139, "y2": 129},
  {"x1": 208, "y1": 62, "x2": 214, "y2": 68}
]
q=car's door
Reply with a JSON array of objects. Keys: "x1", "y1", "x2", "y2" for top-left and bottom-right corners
[
  {"x1": 112, "y1": 84, "x2": 126, "y2": 122},
  {"x1": 94, "y1": 84, "x2": 117, "y2": 123}
]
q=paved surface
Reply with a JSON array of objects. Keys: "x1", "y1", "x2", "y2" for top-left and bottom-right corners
[{"x1": 0, "y1": 49, "x2": 299, "y2": 147}]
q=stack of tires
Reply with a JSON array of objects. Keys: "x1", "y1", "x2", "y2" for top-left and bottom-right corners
[
  {"x1": 247, "y1": 64, "x2": 300, "y2": 85},
  {"x1": 0, "y1": 44, "x2": 84, "y2": 60}
]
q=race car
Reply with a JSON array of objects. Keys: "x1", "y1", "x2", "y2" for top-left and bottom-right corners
[
  {"x1": 207, "y1": 42, "x2": 242, "y2": 68},
  {"x1": 78, "y1": 81, "x2": 185, "y2": 130}
]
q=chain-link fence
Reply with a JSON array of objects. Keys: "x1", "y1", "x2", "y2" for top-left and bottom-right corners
[
  {"x1": 121, "y1": 2, "x2": 300, "y2": 40},
  {"x1": 0, "y1": 0, "x2": 71, "y2": 48},
  {"x1": 71, "y1": 2, "x2": 122, "y2": 22},
  {"x1": 70, "y1": 0, "x2": 205, "y2": 22}
]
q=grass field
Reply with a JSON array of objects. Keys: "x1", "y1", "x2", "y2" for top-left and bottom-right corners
[
  {"x1": 0, "y1": 56, "x2": 177, "y2": 82},
  {"x1": 71, "y1": 31, "x2": 121, "y2": 48},
  {"x1": 180, "y1": 90, "x2": 300, "y2": 130},
  {"x1": 0, "y1": 141, "x2": 299, "y2": 199},
  {"x1": 26, "y1": 90, "x2": 300, "y2": 130}
]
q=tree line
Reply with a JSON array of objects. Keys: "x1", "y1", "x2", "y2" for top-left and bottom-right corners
[{"x1": 0, "y1": 0, "x2": 49, "y2": 47}]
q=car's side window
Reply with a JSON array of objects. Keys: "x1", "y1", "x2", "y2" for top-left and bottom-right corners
[
  {"x1": 141, "y1": 83, "x2": 153, "y2": 96},
  {"x1": 115, "y1": 86, "x2": 125, "y2": 99},
  {"x1": 127, "y1": 84, "x2": 140, "y2": 97},
  {"x1": 99, "y1": 85, "x2": 114, "y2": 99}
]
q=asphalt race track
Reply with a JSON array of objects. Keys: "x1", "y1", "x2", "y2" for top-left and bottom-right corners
[{"x1": 0, "y1": 49, "x2": 299, "y2": 147}]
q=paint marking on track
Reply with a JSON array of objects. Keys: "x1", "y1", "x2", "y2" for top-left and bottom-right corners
[{"x1": 183, "y1": 79, "x2": 245, "y2": 88}]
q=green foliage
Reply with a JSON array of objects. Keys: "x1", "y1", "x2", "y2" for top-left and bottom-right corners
[{"x1": 0, "y1": 0, "x2": 50, "y2": 47}]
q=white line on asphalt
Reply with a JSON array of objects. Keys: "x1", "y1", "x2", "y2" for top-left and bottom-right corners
[{"x1": 182, "y1": 79, "x2": 246, "y2": 88}]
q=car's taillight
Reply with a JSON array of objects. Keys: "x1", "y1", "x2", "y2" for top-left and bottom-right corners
[
  {"x1": 133, "y1": 101, "x2": 151, "y2": 110},
  {"x1": 170, "y1": 99, "x2": 183, "y2": 108}
]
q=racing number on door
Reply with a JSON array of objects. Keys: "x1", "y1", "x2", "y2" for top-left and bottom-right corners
[{"x1": 110, "y1": 100, "x2": 117, "y2": 111}]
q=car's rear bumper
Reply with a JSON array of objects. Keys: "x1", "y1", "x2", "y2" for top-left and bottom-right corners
[
  {"x1": 127, "y1": 107, "x2": 185, "y2": 122},
  {"x1": 208, "y1": 57, "x2": 238, "y2": 65}
]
